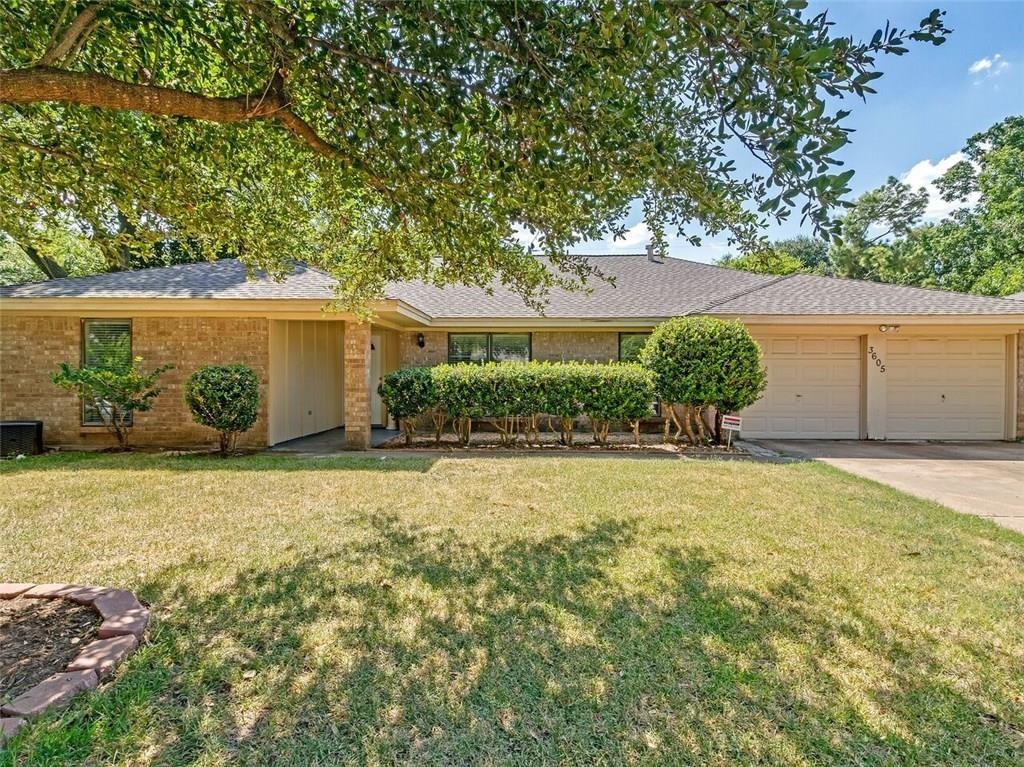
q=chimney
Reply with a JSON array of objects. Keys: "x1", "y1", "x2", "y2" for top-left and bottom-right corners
[{"x1": 647, "y1": 243, "x2": 663, "y2": 264}]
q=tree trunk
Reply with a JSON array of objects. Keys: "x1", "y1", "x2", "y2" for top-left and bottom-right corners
[
  {"x1": 0, "y1": 66, "x2": 341, "y2": 158},
  {"x1": 430, "y1": 409, "x2": 445, "y2": 444},
  {"x1": 679, "y1": 404, "x2": 697, "y2": 445},
  {"x1": 693, "y1": 406, "x2": 709, "y2": 443},
  {"x1": 21, "y1": 243, "x2": 68, "y2": 279}
]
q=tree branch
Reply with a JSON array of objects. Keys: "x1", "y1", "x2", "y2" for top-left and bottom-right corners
[
  {"x1": 0, "y1": 66, "x2": 341, "y2": 159},
  {"x1": 39, "y1": 2, "x2": 106, "y2": 67}
]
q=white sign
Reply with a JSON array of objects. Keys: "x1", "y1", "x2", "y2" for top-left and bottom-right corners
[{"x1": 721, "y1": 415, "x2": 743, "y2": 432}]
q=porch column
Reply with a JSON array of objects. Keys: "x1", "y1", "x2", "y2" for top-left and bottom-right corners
[{"x1": 344, "y1": 321, "x2": 372, "y2": 450}]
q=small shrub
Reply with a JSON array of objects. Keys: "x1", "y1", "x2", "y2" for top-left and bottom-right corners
[
  {"x1": 474, "y1": 362, "x2": 543, "y2": 445},
  {"x1": 579, "y1": 363, "x2": 657, "y2": 445},
  {"x1": 184, "y1": 365, "x2": 260, "y2": 455},
  {"x1": 378, "y1": 367, "x2": 437, "y2": 445},
  {"x1": 640, "y1": 316, "x2": 766, "y2": 443},
  {"x1": 52, "y1": 357, "x2": 172, "y2": 450},
  {"x1": 535, "y1": 362, "x2": 587, "y2": 445},
  {"x1": 433, "y1": 363, "x2": 488, "y2": 445}
]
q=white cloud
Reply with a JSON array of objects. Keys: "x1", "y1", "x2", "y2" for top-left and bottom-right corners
[
  {"x1": 968, "y1": 53, "x2": 1009, "y2": 81},
  {"x1": 608, "y1": 221, "x2": 654, "y2": 249},
  {"x1": 900, "y1": 152, "x2": 978, "y2": 222}
]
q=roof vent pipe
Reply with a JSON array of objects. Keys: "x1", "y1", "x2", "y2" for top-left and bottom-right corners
[{"x1": 647, "y1": 243, "x2": 663, "y2": 264}]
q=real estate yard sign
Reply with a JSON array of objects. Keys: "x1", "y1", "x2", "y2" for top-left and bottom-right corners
[{"x1": 721, "y1": 415, "x2": 742, "y2": 448}]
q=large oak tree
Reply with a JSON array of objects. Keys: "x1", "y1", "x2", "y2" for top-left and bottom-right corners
[{"x1": 1, "y1": 1, "x2": 948, "y2": 307}]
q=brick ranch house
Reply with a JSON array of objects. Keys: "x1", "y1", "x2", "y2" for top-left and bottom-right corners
[{"x1": 2, "y1": 254, "x2": 1022, "y2": 450}]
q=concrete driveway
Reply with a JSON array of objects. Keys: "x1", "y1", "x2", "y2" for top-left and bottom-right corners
[{"x1": 754, "y1": 440, "x2": 1024, "y2": 533}]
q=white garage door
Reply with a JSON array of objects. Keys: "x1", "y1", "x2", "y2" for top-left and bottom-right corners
[
  {"x1": 886, "y1": 337, "x2": 1005, "y2": 439},
  {"x1": 741, "y1": 336, "x2": 862, "y2": 439}
]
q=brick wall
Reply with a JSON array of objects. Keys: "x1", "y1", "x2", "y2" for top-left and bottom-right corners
[
  {"x1": 532, "y1": 331, "x2": 619, "y2": 362},
  {"x1": 397, "y1": 330, "x2": 448, "y2": 366},
  {"x1": 343, "y1": 321, "x2": 371, "y2": 449},
  {"x1": 397, "y1": 330, "x2": 621, "y2": 366},
  {"x1": 1, "y1": 315, "x2": 269, "y2": 449}
]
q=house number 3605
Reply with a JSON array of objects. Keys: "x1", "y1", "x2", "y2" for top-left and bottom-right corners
[{"x1": 868, "y1": 345, "x2": 886, "y2": 373}]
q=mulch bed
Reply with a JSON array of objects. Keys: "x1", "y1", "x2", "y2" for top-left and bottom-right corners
[
  {"x1": 378, "y1": 430, "x2": 745, "y2": 455},
  {"x1": 0, "y1": 597, "x2": 100, "y2": 702}
]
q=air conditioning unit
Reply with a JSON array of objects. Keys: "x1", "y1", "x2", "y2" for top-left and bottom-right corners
[{"x1": 1, "y1": 421, "x2": 44, "y2": 456}]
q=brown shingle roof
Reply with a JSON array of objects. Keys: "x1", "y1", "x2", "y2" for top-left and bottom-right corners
[
  {"x1": 708, "y1": 272, "x2": 1024, "y2": 316},
  {"x1": 0, "y1": 259, "x2": 337, "y2": 300},
  {"x1": 384, "y1": 256, "x2": 776, "y2": 318},
  {"x1": 3, "y1": 256, "x2": 1023, "y2": 318}
]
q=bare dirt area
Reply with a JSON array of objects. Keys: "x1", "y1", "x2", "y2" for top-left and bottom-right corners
[{"x1": 0, "y1": 597, "x2": 100, "y2": 702}]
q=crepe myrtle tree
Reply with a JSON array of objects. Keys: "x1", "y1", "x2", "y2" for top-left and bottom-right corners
[
  {"x1": 184, "y1": 364, "x2": 261, "y2": 455},
  {"x1": 640, "y1": 317, "x2": 766, "y2": 445},
  {"x1": 1, "y1": 2, "x2": 947, "y2": 306},
  {"x1": 52, "y1": 357, "x2": 172, "y2": 450}
]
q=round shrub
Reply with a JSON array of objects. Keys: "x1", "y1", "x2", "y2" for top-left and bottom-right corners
[
  {"x1": 184, "y1": 364, "x2": 260, "y2": 455},
  {"x1": 640, "y1": 316, "x2": 766, "y2": 434},
  {"x1": 379, "y1": 367, "x2": 437, "y2": 444}
]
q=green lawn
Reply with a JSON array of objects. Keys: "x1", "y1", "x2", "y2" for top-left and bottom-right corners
[{"x1": 2, "y1": 452, "x2": 1022, "y2": 766}]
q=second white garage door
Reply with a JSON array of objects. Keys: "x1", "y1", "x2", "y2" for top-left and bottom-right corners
[
  {"x1": 741, "y1": 336, "x2": 862, "y2": 439},
  {"x1": 885, "y1": 336, "x2": 1006, "y2": 439}
]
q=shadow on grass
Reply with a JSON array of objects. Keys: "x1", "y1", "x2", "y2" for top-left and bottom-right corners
[{"x1": 5, "y1": 516, "x2": 1022, "y2": 766}]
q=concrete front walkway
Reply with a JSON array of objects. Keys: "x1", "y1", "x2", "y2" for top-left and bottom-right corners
[
  {"x1": 756, "y1": 440, "x2": 1024, "y2": 533},
  {"x1": 268, "y1": 427, "x2": 399, "y2": 453}
]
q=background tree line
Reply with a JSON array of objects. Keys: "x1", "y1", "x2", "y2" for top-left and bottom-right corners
[{"x1": 718, "y1": 116, "x2": 1023, "y2": 296}]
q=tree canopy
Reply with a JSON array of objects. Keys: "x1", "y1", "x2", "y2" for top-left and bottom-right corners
[
  {"x1": 719, "y1": 115, "x2": 1023, "y2": 296},
  {"x1": 1, "y1": 1, "x2": 948, "y2": 306}
]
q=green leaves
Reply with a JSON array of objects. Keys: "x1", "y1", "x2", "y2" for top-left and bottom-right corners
[
  {"x1": 184, "y1": 365, "x2": 260, "y2": 454},
  {"x1": 381, "y1": 360, "x2": 656, "y2": 443},
  {"x1": 51, "y1": 357, "x2": 173, "y2": 449},
  {"x1": 640, "y1": 317, "x2": 766, "y2": 413},
  {"x1": 1, "y1": 1, "x2": 950, "y2": 305}
]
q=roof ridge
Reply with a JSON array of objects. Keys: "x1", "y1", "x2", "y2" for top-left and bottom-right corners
[
  {"x1": 781, "y1": 269, "x2": 1021, "y2": 303},
  {"x1": 690, "y1": 273, "x2": 795, "y2": 315},
  {"x1": 0, "y1": 256, "x2": 237, "y2": 292}
]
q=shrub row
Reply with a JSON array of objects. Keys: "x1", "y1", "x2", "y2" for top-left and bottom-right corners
[{"x1": 379, "y1": 361, "x2": 656, "y2": 446}]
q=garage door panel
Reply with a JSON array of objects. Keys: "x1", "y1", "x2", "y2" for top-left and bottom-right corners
[
  {"x1": 885, "y1": 336, "x2": 1005, "y2": 440},
  {"x1": 769, "y1": 338, "x2": 799, "y2": 355},
  {"x1": 742, "y1": 335, "x2": 862, "y2": 439}
]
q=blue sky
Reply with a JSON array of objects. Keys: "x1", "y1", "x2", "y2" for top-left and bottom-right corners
[{"x1": 569, "y1": 0, "x2": 1024, "y2": 263}]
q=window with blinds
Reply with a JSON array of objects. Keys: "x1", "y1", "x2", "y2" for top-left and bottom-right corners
[
  {"x1": 81, "y1": 319, "x2": 132, "y2": 425},
  {"x1": 448, "y1": 333, "x2": 531, "y2": 363}
]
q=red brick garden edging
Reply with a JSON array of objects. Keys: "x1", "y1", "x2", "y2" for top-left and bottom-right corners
[{"x1": 0, "y1": 583, "x2": 149, "y2": 742}]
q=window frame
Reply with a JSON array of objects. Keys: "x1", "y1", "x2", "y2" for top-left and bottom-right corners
[
  {"x1": 80, "y1": 318, "x2": 133, "y2": 426},
  {"x1": 617, "y1": 331, "x2": 660, "y2": 417},
  {"x1": 617, "y1": 332, "x2": 650, "y2": 363},
  {"x1": 447, "y1": 332, "x2": 532, "y2": 363}
]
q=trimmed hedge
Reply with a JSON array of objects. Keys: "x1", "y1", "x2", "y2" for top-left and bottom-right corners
[
  {"x1": 379, "y1": 361, "x2": 656, "y2": 446},
  {"x1": 377, "y1": 366, "x2": 437, "y2": 444}
]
